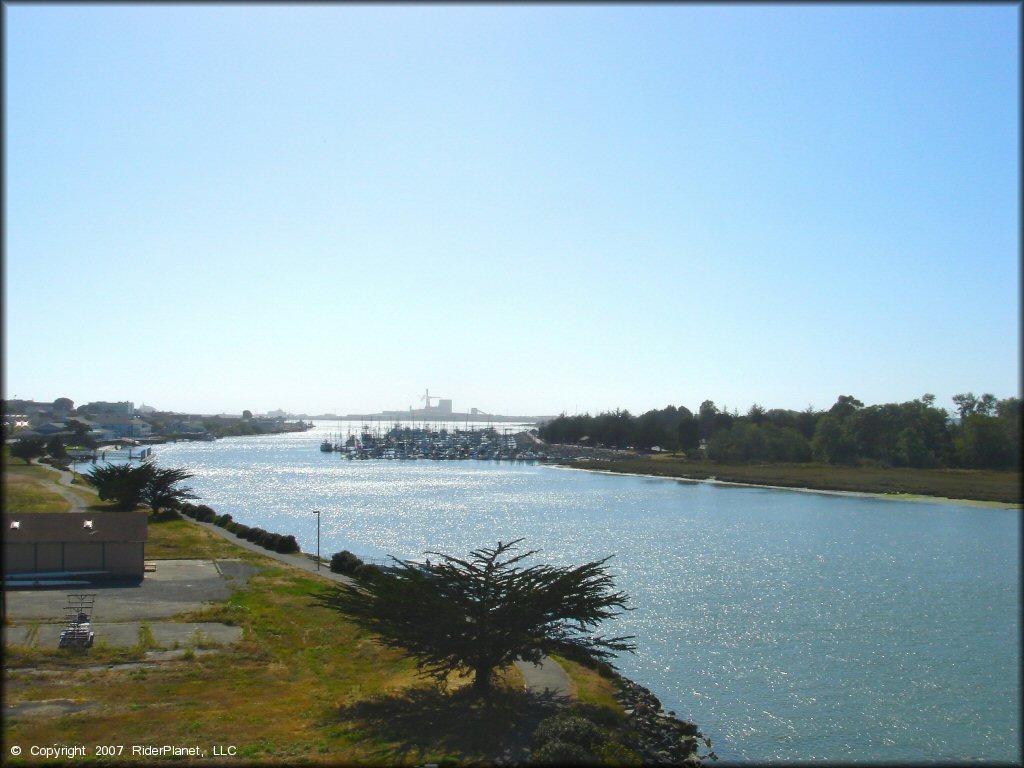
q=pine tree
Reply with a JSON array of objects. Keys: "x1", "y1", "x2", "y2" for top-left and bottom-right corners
[{"x1": 332, "y1": 539, "x2": 635, "y2": 692}]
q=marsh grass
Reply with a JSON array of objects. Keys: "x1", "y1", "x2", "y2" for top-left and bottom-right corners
[{"x1": 571, "y1": 457, "x2": 1021, "y2": 504}]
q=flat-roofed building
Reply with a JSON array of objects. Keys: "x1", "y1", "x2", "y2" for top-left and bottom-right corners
[{"x1": 3, "y1": 512, "x2": 148, "y2": 580}]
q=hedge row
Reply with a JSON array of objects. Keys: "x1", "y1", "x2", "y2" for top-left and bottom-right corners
[
  {"x1": 178, "y1": 502, "x2": 300, "y2": 554},
  {"x1": 330, "y1": 549, "x2": 384, "y2": 581}
]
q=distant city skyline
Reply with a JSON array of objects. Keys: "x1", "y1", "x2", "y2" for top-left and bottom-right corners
[
  {"x1": 5, "y1": 5, "x2": 1019, "y2": 417},
  {"x1": 3, "y1": 388, "x2": 1014, "y2": 422}
]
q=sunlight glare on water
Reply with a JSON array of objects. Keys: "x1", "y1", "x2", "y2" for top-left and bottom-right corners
[{"x1": 154, "y1": 424, "x2": 1021, "y2": 763}]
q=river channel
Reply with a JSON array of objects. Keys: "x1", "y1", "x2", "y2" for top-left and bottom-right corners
[{"x1": 148, "y1": 422, "x2": 1020, "y2": 762}]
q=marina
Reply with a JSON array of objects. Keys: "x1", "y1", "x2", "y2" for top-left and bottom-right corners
[{"x1": 319, "y1": 422, "x2": 547, "y2": 461}]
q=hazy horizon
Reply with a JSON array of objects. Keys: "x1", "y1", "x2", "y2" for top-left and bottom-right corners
[{"x1": 5, "y1": 5, "x2": 1019, "y2": 417}]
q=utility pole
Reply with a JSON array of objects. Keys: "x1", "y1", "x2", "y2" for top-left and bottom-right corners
[{"x1": 312, "y1": 510, "x2": 321, "y2": 571}]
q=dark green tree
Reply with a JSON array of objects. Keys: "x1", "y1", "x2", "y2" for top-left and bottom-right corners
[
  {"x1": 86, "y1": 462, "x2": 155, "y2": 510},
  {"x1": 52, "y1": 397, "x2": 74, "y2": 413},
  {"x1": 66, "y1": 419, "x2": 96, "y2": 448},
  {"x1": 46, "y1": 435, "x2": 66, "y2": 458},
  {"x1": 811, "y1": 414, "x2": 856, "y2": 465},
  {"x1": 330, "y1": 539, "x2": 635, "y2": 693},
  {"x1": 9, "y1": 437, "x2": 46, "y2": 464},
  {"x1": 697, "y1": 401, "x2": 718, "y2": 440},
  {"x1": 746, "y1": 403, "x2": 766, "y2": 425},
  {"x1": 634, "y1": 410, "x2": 669, "y2": 450},
  {"x1": 829, "y1": 395, "x2": 864, "y2": 420},
  {"x1": 677, "y1": 414, "x2": 700, "y2": 451},
  {"x1": 951, "y1": 392, "x2": 996, "y2": 420},
  {"x1": 140, "y1": 465, "x2": 197, "y2": 513},
  {"x1": 86, "y1": 461, "x2": 195, "y2": 512},
  {"x1": 995, "y1": 397, "x2": 1021, "y2": 468},
  {"x1": 956, "y1": 415, "x2": 1015, "y2": 469}
]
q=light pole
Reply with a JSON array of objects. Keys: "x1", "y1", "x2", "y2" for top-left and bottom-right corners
[{"x1": 312, "y1": 510, "x2": 321, "y2": 571}]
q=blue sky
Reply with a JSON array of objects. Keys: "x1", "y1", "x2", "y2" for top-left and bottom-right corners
[{"x1": 4, "y1": 4, "x2": 1019, "y2": 417}]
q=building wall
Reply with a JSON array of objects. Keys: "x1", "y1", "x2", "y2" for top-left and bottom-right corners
[
  {"x1": 5, "y1": 543, "x2": 35, "y2": 573},
  {"x1": 3, "y1": 541, "x2": 144, "y2": 578},
  {"x1": 64, "y1": 542, "x2": 104, "y2": 570},
  {"x1": 103, "y1": 542, "x2": 144, "y2": 575},
  {"x1": 36, "y1": 542, "x2": 63, "y2": 571}
]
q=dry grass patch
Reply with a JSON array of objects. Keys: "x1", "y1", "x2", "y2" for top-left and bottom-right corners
[
  {"x1": 1, "y1": 463, "x2": 72, "y2": 512},
  {"x1": 552, "y1": 655, "x2": 624, "y2": 716}
]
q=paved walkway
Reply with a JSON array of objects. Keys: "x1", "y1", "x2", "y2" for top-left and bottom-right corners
[
  {"x1": 183, "y1": 516, "x2": 570, "y2": 697},
  {"x1": 185, "y1": 517, "x2": 357, "y2": 586},
  {"x1": 514, "y1": 656, "x2": 571, "y2": 698},
  {"x1": 36, "y1": 462, "x2": 90, "y2": 513}
]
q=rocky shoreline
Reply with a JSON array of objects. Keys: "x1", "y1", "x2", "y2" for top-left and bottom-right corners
[{"x1": 613, "y1": 676, "x2": 716, "y2": 764}]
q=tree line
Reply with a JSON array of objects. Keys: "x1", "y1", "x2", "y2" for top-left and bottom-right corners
[{"x1": 538, "y1": 393, "x2": 1021, "y2": 470}]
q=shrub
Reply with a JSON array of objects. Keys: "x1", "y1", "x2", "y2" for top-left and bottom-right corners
[
  {"x1": 276, "y1": 535, "x2": 300, "y2": 554},
  {"x1": 195, "y1": 505, "x2": 217, "y2": 523},
  {"x1": 247, "y1": 528, "x2": 267, "y2": 544},
  {"x1": 330, "y1": 550, "x2": 364, "y2": 575},
  {"x1": 262, "y1": 533, "x2": 282, "y2": 551},
  {"x1": 593, "y1": 740, "x2": 642, "y2": 766},
  {"x1": 214, "y1": 513, "x2": 233, "y2": 527},
  {"x1": 353, "y1": 563, "x2": 383, "y2": 583},
  {"x1": 531, "y1": 715, "x2": 604, "y2": 753},
  {"x1": 530, "y1": 739, "x2": 597, "y2": 765}
]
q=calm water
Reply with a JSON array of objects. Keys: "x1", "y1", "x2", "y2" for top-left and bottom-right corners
[{"x1": 152, "y1": 423, "x2": 1021, "y2": 763}]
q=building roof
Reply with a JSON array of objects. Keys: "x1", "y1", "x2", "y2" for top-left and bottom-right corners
[
  {"x1": 3, "y1": 512, "x2": 148, "y2": 543},
  {"x1": 35, "y1": 423, "x2": 68, "y2": 434}
]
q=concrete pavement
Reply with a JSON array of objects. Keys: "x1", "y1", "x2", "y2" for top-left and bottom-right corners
[
  {"x1": 3, "y1": 621, "x2": 242, "y2": 649},
  {"x1": 515, "y1": 656, "x2": 571, "y2": 698},
  {"x1": 3, "y1": 559, "x2": 250, "y2": 621}
]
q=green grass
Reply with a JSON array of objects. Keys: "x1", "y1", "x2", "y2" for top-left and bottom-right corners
[
  {"x1": 1, "y1": 458, "x2": 119, "y2": 513},
  {"x1": 553, "y1": 655, "x2": 625, "y2": 716},
  {"x1": 145, "y1": 515, "x2": 257, "y2": 560},
  {"x1": 1, "y1": 462, "x2": 72, "y2": 512},
  {"x1": 5, "y1": 565, "x2": 535, "y2": 764},
  {"x1": 3, "y1": 493, "x2": 570, "y2": 765},
  {"x1": 567, "y1": 457, "x2": 1021, "y2": 504},
  {"x1": 1, "y1": 445, "x2": 653, "y2": 764}
]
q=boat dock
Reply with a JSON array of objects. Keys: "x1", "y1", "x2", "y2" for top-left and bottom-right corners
[{"x1": 319, "y1": 424, "x2": 549, "y2": 462}]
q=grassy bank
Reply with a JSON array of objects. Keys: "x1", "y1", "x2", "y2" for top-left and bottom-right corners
[
  {"x1": 563, "y1": 456, "x2": 1021, "y2": 505},
  {"x1": 2, "y1": 462, "x2": 74, "y2": 512},
  {"x1": 2, "y1": 463, "x2": 641, "y2": 764},
  {"x1": 1, "y1": 459, "x2": 111, "y2": 514}
]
